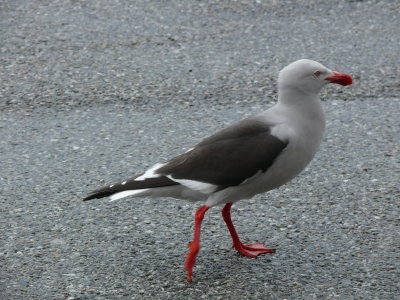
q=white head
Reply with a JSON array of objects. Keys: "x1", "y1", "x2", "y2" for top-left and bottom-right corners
[{"x1": 278, "y1": 59, "x2": 352, "y2": 95}]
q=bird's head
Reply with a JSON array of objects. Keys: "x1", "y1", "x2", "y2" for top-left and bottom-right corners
[{"x1": 278, "y1": 59, "x2": 353, "y2": 95}]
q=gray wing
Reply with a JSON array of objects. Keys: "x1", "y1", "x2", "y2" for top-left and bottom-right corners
[{"x1": 156, "y1": 118, "x2": 288, "y2": 189}]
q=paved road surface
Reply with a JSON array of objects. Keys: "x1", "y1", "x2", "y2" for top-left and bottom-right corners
[{"x1": 1, "y1": 1, "x2": 399, "y2": 299}]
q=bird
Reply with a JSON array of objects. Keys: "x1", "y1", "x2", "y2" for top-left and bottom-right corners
[{"x1": 83, "y1": 59, "x2": 353, "y2": 282}]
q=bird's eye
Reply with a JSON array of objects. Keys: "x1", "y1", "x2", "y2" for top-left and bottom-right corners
[{"x1": 314, "y1": 71, "x2": 321, "y2": 78}]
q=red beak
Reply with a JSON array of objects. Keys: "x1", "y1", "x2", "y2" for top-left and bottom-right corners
[{"x1": 325, "y1": 71, "x2": 353, "y2": 86}]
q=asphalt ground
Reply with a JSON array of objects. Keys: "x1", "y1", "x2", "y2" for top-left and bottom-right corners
[{"x1": 1, "y1": 0, "x2": 399, "y2": 299}]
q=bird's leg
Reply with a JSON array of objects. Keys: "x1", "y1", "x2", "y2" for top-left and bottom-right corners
[
  {"x1": 184, "y1": 205, "x2": 210, "y2": 282},
  {"x1": 221, "y1": 203, "x2": 276, "y2": 257}
]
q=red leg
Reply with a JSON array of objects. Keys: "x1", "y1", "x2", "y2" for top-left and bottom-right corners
[
  {"x1": 184, "y1": 205, "x2": 210, "y2": 282},
  {"x1": 221, "y1": 203, "x2": 276, "y2": 257}
]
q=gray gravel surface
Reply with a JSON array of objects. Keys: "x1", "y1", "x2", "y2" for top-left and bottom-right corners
[{"x1": 1, "y1": 0, "x2": 399, "y2": 299}]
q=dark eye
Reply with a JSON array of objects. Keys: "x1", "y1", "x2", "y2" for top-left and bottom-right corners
[{"x1": 314, "y1": 71, "x2": 321, "y2": 78}]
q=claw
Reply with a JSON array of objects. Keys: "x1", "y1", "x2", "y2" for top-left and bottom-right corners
[
  {"x1": 222, "y1": 203, "x2": 275, "y2": 258},
  {"x1": 234, "y1": 242, "x2": 276, "y2": 257}
]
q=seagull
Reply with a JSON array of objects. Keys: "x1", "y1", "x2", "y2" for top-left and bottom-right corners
[{"x1": 83, "y1": 59, "x2": 353, "y2": 282}]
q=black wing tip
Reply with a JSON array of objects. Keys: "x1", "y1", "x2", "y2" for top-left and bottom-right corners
[
  {"x1": 83, "y1": 191, "x2": 114, "y2": 201},
  {"x1": 82, "y1": 175, "x2": 179, "y2": 201},
  {"x1": 83, "y1": 194, "x2": 96, "y2": 201}
]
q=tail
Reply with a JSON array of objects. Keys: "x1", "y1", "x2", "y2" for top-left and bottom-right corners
[{"x1": 83, "y1": 175, "x2": 179, "y2": 201}]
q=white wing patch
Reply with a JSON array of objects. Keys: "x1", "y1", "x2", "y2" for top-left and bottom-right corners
[
  {"x1": 109, "y1": 189, "x2": 149, "y2": 201},
  {"x1": 167, "y1": 176, "x2": 218, "y2": 194},
  {"x1": 135, "y1": 163, "x2": 166, "y2": 181}
]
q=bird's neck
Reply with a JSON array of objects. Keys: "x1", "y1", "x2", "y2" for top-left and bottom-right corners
[
  {"x1": 278, "y1": 86, "x2": 320, "y2": 104},
  {"x1": 277, "y1": 88, "x2": 325, "y2": 123}
]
